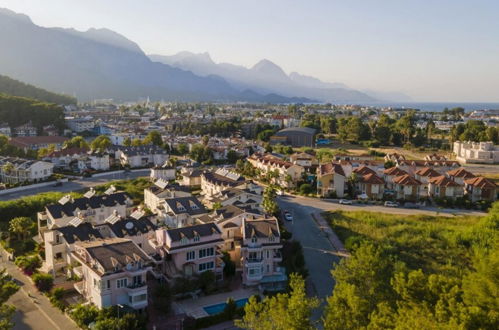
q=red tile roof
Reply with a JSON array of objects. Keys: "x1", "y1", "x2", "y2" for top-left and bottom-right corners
[
  {"x1": 393, "y1": 174, "x2": 422, "y2": 186},
  {"x1": 353, "y1": 166, "x2": 377, "y2": 176},
  {"x1": 383, "y1": 166, "x2": 407, "y2": 176},
  {"x1": 319, "y1": 162, "x2": 345, "y2": 177},
  {"x1": 464, "y1": 177, "x2": 497, "y2": 189},
  {"x1": 415, "y1": 167, "x2": 441, "y2": 178},
  {"x1": 9, "y1": 136, "x2": 68, "y2": 148},
  {"x1": 447, "y1": 167, "x2": 476, "y2": 179},
  {"x1": 428, "y1": 175, "x2": 461, "y2": 187},
  {"x1": 359, "y1": 173, "x2": 384, "y2": 184},
  {"x1": 46, "y1": 147, "x2": 89, "y2": 157}
]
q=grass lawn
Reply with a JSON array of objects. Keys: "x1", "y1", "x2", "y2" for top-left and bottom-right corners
[{"x1": 324, "y1": 210, "x2": 484, "y2": 274}]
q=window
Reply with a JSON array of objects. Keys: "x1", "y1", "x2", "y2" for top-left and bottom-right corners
[
  {"x1": 199, "y1": 247, "x2": 214, "y2": 258},
  {"x1": 133, "y1": 275, "x2": 141, "y2": 285},
  {"x1": 198, "y1": 261, "x2": 214, "y2": 272},
  {"x1": 180, "y1": 237, "x2": 188, "y2": 245},
  {"x1": 116, "y1": 278, "x2": 128, "y2": 288},
  {"x1": 133, "y1": 294, "x2": 147, "y2": 302},
  {"x1": 186, "y1": 251, "x2": 195, "y2": 261},
  {"x1": 193, "y1": 235, "x2": 200, "y2": 242},
  {"x1": 266, "y1": 250, "x2": 269, "y2": 258},
  {"x1": 251, "y1": 236, "x2": 257, "y2": 243},
  {"x1": 55, "y1": 252, "x2": 62, "y2": 259},
  {"x1": 269, "y1": 235, "x2": 275, "y2": 242}
]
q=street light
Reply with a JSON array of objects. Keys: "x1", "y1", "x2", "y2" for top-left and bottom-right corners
[{"x1": 117, "y1": 304, "x2": 123, "y2": 318}]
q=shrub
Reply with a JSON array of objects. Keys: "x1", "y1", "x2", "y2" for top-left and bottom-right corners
[
  {"x1": 198, "y1": 270, "x2": 216, "y2": 294},
  {"x1": 299, "y1": 183, "x2": 313, "y2": 195},
  {"x1": 70, "y1": 304, "x2": 100, "y2": 328},
  {"x1": 49, "y1": 287, "x2": 66, "y2": 311},
  {"x1": 32, "y1": 273, "x2": 54, "y2": 292},
  {"x1": 14, "y1": 255, "x2": 41, "y2": 274}
]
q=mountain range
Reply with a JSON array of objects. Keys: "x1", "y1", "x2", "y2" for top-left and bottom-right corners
[{"x1": 0, "y1": 8, "x2": 410, "y2": 103}]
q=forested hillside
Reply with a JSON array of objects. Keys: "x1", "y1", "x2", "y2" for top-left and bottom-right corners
[
  {"x1": 0, "y1": 94, "x2": 65, "y2": 133},
  {"x1": 0, "y1": 74, "x2": 76, "y2": 104}
]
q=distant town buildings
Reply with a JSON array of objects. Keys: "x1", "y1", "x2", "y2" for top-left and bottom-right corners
[{"x1": 453, "y1": 141, "x2": 499, "y2": 164}]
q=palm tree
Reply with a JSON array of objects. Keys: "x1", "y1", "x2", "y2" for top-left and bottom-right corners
[{"x1": 9, "y1": 217, "x2": 32, "y2": 241}]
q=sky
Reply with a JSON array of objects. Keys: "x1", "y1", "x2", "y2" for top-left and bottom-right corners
[{"x1": 1, "y1": 0, "x2": 498, "y2": 102}]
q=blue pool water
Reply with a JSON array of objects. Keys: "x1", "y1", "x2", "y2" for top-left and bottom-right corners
[{"x1": 203, "y1": 298, "x2": 249, "y2": 315}]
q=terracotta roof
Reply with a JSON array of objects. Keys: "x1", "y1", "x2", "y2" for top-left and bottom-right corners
[
  {"x1": 359, "y1": 173, "x2": 384, "y2": 184},
  {"x1": 9, "y1": 136, "x2": 68, "y2": 148},
  {"x1": 429, "y1": 175, "x2": 461, "y2": 187},
  {"x1": 319, "y1": 162, "x2": 345, "y2": 177},
  {"x1": 383, "y1": 166, "x2": 407, "y2": 176},
  {"x1": 353, "y1": 166, "x2": 377, "y2": 176},
  {"x1": 393, "y1": 174, "x2": 422, "y2": 186},
  {"x1": 415, "y1": 167, "x2": 441, "y2": 178},
  {"x1": 464, "y1": 177, "x2": 497, "y2": 189},
  {"x1": 447, "y1": 168, "x2": 476, "y2": 179}
]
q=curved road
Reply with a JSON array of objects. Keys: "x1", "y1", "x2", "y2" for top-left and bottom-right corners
[{"x1": 277, "y1": 194, "x2": 486, "y2": 303}]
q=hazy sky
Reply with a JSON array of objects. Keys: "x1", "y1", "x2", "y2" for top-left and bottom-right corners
[{"x1": 1, "y1": 0, "x2": 499, "y2": 102}]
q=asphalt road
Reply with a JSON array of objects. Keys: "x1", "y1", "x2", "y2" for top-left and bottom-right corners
[
  {"x1": 276, "y1": 194, "x2": 486, "y2": 307},
  {"x1": 0, "y1": 169, "x2": 150, "y2": 201}
]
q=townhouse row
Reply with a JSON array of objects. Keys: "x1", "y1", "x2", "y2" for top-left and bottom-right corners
[{"x1": 317, "y1": 160, "x2": 497, "y2": 202}]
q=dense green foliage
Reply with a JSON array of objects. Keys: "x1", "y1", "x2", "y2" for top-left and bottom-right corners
[
  {"x1": 0, "y1": 135, "x2": 37, "y2": 158},
  {"x1": 70, "y1": 304, "x2": 147, "y2": 330},
  {"x1": 0, "y1": 269, "x2": 19, "y2": 330},
  {"x1": 0, "y1": 192, "x2": 81, "y2": 230},
  {"x1": 323, "y1": 207, "x2": 499, "y2": 329},
  {"x1": 236, "y1": 274, "x2": 319, "y2": 330},
  {"x1": 0, "y1": 75, "x2": 76, "y2": 104},
  {"x1": 0, "y1": 94, "x2": 65, "y2": 134},
  {"x1": 281, "y1": 240, "x2": 308, "y2": 278},
  {"x1": 32, "y1": 273, "x2": 54, "y2": 292},
  {"x1": 451, "y1": 120, "x2": 499, "y2": 144},
  {"x1": 171, "y1": 117, "x2": 242, "y2": 137}
]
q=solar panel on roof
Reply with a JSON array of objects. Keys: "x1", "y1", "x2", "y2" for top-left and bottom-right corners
[
  {"x1": 58, "y1": 195, "x2": 71, "y2": 205},
  {"x1": 104, "y1": 185, "x2": 116, "y2": 195},
  {"x1": 130, "y1": 209, "x2": 145, "y2": 220},
  {"x1": 84, "y1": 188, "x2": 96, "y2": 199},
  {"x1": 105, "y1": 213, "x2": 121, "y2": 225},
  {"x1": 154, "y1": 179, "x2": 168, "y2": 190},
  {"x1": 69, "y1": 217, "x2": 83, "y2": 227}
]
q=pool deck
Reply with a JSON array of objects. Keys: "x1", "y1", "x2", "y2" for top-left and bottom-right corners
[{"x1": 174, "y1": 288, "x2": 259, "y2": 319}]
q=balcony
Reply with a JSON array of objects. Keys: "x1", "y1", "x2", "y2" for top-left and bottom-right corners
[
  {"x1": 273, "y1": 252, "x2": 282, "y2": 261},
  {"x1": 244, "y1": 257, "x2": 263, "y2": 267},
  {"x1": 125, "y1": 282, "x2": 147, "y2": 293},
  {"x1": 74, "y1": 281, "x2": 85, "y2": 295}
]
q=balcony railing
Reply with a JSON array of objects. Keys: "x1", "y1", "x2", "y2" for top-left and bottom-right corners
[
  {"x1": 126, "y1": 282, "x2": 146, "y2": 290},
  {"x1": 246, "y1": 257, "x2": 263, "y2": 263}
]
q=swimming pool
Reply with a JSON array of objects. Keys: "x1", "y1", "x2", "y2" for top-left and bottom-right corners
[{"x1": 203, "y1": 298, "x2": 249, "y2": 315}]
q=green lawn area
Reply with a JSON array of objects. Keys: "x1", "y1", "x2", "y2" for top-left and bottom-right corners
[{"x1": 325, "y1": 210, "x2": 483, "y2": 274}]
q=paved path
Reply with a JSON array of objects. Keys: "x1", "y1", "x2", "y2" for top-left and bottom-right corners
[
  {"x1": 0, "y1": 169, "x2": 149, "y2": 201},
  {"x1": 0, "y1": 250, "x2": 79, "y2": 330}
]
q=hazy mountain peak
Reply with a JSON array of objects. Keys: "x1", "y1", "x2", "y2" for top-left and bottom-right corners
[
  {"x1": 80, "y1": 27, "x2": 143, "y2": 53},
  {"x1": 251, "y1": 59, "x2": 288, "y2": 78},
  {"x1": 0, "y1": 7, "x2": 33, "y2": 24},
  {"x1": 289, "y1": 72, "x2": 350, "y2": 90}
]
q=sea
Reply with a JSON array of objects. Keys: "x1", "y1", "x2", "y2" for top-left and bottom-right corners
[{"x1": 358, "y1": 102, "x2": 499, "y2": 112}]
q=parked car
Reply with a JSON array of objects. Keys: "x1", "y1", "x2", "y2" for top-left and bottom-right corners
[
  {"x1": 339, "y1": 199, "x2": 352, "y2": 205},
  {"x1": 53, "y1": 181, "x2": 63, "y2": 187},
  {"x1": 403, "y1": 202, "x2": 420, "y2": 209},
  {"x1": 384, "y1": 201, "x2": 399, "y2": 207},
  {"x1": 284, "y1": 211, "x2": 293, "y2": 221},
  {"x1": 276, "y1": 190, "x2": 284, "y2": 196}
]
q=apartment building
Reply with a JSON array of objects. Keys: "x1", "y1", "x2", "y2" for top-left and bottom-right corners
[
  {"x1": 158, "y1": 196, "x2": 208, "y2": 228},
  {"x1": 72, "y1": 238, "x2": 152, "y2": 311},
  {"x1": 0, "y1": 157, "x2": 54, "y2": 184},
  {"x1": 248, "y1": 153, "x2": 305, "y2": 188},
  {"x1": 203, "y1": 187, "x2": 262, "y2": 210},
  {"x1": 201, "y1": 168, "x2": 247, "y2": 196},
  {"x1": 454, "y1": 141, "x2": 499, "y2": 164},
  {"x1": 41, "y1": 204, "x2": 156, "y2": 276},
  {"x1": 151, "y1": 223, "x2": 224, "y2": 279},
  {"x1": 240, "y1": 217, "x2": 286, "y2": 291},
  {"x1": 37, "y1": 191, "x2": 133, "y2": 235},
  {"x1": 144, "y1": 181, "x2": 192, "y2": 214}
]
